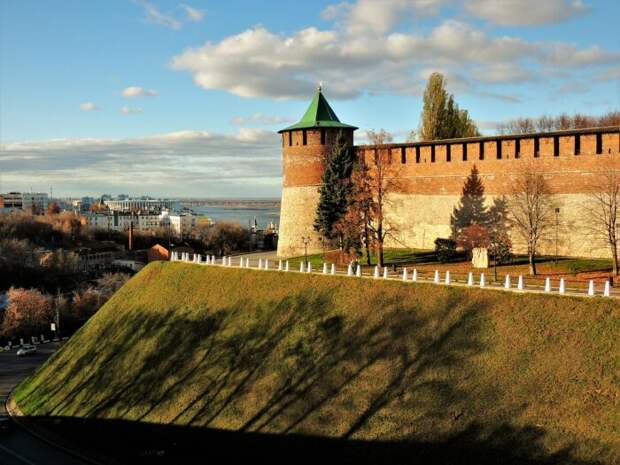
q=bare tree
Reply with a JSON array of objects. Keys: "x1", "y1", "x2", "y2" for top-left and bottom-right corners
[
  {"x1": 583, "y1": 163, "x2": 620, "y2": 275},
  {"x1": 508, "y1": 162, "x2": 555, "y2": 275},
  {"x1": 1, "y1": 287, "x2": 53, "y2": 338}
]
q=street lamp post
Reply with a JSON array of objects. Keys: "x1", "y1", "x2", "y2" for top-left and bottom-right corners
[
  {"x1": 554, "y1": 207, "x2": 560, "y2": 264},
  {"x1": 301, "y1": 236, "x2": 310, "y2": 266}
]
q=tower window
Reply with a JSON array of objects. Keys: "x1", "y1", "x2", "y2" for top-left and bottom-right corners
[
  {"x1": 515, "y1": 139, "x2": 521, "y2": 158},
  {"x1": 416, "y1": 145, "x2": 421, "y2": 163},
  {"x1": 446, "y1": 144, "x2": 451, "y2": 162},
  {"x1": 553, "y1": 136, "x2": 559, "y2": 157},
  {"x1": 320, "y1": 128, "x2": 326, "y2": 145},
  {"x1": 574, "y1": 135, "x2": 580, "y2": 155},
  {"x1": 302, "y1": 130, "x2": 307, "y2": 146},
  {"x1": 596, "y1": 133, "x2": 603, "y2": 154},
  {"x1": 401, "y1": 147, "x2": 406, "y2": 164},
  {"x1": 534, "y1": 137, "x2": 540, "y2": 157},
  {"x1": 496, "y1": 140, "x2": 502, "y2": 160},
  {"x1": 479, "y1": 142, "x2": 484, "y2": 160},
  {"x1": 463, "y1": 143, "x2": 468, "y2": 161},
  {"x1": 431, "y1": 145, "x2": 436, "y2": 163}
]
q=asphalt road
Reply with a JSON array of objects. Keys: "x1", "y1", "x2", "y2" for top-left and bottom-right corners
[{"x1": 0, "y1": 342, "x2": 89, "y2": 465}]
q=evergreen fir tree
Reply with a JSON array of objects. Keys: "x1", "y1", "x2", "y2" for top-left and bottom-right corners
[
  {"x1": 450, "y1": 165, "x2": 488, "y2": 238},
  {"x1": 314, "y1": 131, "x2": 356, "y2": 241}
]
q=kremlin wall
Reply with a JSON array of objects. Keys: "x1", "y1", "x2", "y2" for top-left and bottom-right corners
[{"x1": 277, "y1": 90, "x2": 620, "y2": 259}]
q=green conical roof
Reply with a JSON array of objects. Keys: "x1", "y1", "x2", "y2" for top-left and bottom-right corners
[{"x1": 278, "y1": 88, "x2": 357, "y2": 133}]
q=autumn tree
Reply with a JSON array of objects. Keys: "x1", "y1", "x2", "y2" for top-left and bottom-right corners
[
  {"x1": 582, "y1": 163, "x2": 620, "y2": 275},
  {"x1": 47, "y1": 201, "x2": 61, "y2": 215},
  {"x1": 1, "y1": 287, "x2": 53, "y2": 338},
  {"x1": 314, "y1": 131, "x2": 356, "y2": 243},
  {"x1": 451, "y1": 165, "x2": 488, "y2": 239},
  {"x1": 420, "y1": 72, "x2": 479, "y2": 141},
  {"x1": 71, "y1": 287, "x2": 103, "y2": 321},
  {"x1": 509, "y1": 163, "x2": 555, "y2": 275},
  {"x1": 200, "y1": 221, "x2": 249, "y2": 256}
]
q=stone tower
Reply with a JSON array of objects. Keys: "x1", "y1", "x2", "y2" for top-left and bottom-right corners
[{"x1": 277, "y1": 88, "x2": 357, "y2": 258}]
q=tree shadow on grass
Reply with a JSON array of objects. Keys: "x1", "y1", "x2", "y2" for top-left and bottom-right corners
[{"x1": 15, "y1": 287, "x2": 610, "y2": 464}]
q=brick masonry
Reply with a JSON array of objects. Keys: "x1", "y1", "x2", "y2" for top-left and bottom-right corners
[{"x1": 277, "y1": 126, "x2": 620, "y2": 258}]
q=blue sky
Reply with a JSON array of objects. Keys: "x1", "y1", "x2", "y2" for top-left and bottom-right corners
[{"x1": 1, "y1": 0, "x2": 619, "y2": 197}]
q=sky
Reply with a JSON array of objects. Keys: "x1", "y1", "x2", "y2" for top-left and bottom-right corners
[{"x1": 1, "y1": 0, "x2": 619, "y2": 198}]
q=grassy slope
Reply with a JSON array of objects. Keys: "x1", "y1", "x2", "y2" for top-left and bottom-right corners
[{"x1": 15, "y1": 262, "x2": 620, "y2": 462}]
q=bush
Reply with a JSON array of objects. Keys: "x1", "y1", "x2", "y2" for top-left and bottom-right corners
[{"x1": 434, "y1": 238, "x2": 457, "y2": 263}]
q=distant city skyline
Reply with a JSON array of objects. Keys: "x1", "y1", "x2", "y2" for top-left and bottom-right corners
[{"x1": 1, "y1": 0, "x2": 619, "y2": 196}]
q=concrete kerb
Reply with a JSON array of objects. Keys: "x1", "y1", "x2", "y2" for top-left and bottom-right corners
[
  {"x1": 5, "y1": 390, "x2": 113, "y2": 465},
  {"x1": 171, "y1": 260, "x2": 616, "y2": 299}
]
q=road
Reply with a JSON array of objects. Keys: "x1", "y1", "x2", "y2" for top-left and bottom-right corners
[{"x1": 0, "y1": 342, "x2": 89, "y2": 465}]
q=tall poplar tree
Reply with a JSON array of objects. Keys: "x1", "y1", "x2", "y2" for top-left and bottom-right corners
[
  {"x1": 451, "y1": 165, "x2": 488, "y2": 238},
  {"x1": 314, "y1": 131, "x2": 356, "y2": 242},
  {"x1": 420, "y1": 72, "x2": 479, "y2": 141}
]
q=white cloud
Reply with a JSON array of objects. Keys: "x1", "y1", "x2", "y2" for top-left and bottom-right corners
[
  {"x1": 464, "y1": 0, "x2": 590, "y2": 26},
  {"x1": 121, "y1": 106, "x2": 144, "y2": 114},
  {"x1": 79, "y1": 102, "x2": 98, "y2": 111},
  {"x1": 135, "y1": 0, "x2": 182, "y2": 30},
  {"x1": 122, "y1": 86, "x2": 159, "y2": 98},
  {"x1": 230, "y1": 113, "x2": 294, "y2": 126},
  {"x1": 0, "y1": 129, "x2": 282, "y2": 197},
  {"x1": 180, "y1": 4, "x2": 206, "y2": 22}
]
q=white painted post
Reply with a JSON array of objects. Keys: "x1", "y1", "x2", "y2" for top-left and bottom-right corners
[
  {"x1": 356, "y1": 265, "x2": 362, "y2": 277},
  {"x1": 434, "y1": 270, "x2": 440, "y2": 283},
  {"x1": 402, "y1": 268, "x2": 408, "y2": 281},
  {"x1": 504, "y1": 275, "x2": 511, "y2": 289},
  {"x1": 347, "y1": 264, "x2": 353, "y2": 276},
  {"x1": 559, "y1": 278, "x2": 566, "y2": 294},
  {"x1": 517, "y1": 275, "x2": 524, "y2": 290},
  {"x1": 604, "y1": 280, "x2": 611, "y2": 297},
  {"x1": 300, "y1": 261, "x2": 305, "y2": 273},
  {"x1": 307, "y1": 262, "x2": 312, "y2": 273},
  {"x1": 331, "y1": 263, "x2": 336, "y2": 275},
  {"x1": 588, "y1": 280, "x2": 595, "y2": 296},
  {"x1": 445, "y1": 271, "x2": 451, "y2": 285},
  {"x1": 211, "y1": 255, "x2": 216, "y2": 264},
  {"x1": 467, "y1": 272, "x2": 473, "y2": 286},
  {"x1": 480, "y1": 273, "x2": 485, "y2": 288},
  {"x1": 258, "y1": 258, "x2": 263, "y2": 269},
  {"x1": 278, "y1": 260, "x2": 282, "y2": 271},
  {"x1": 412, "y1": 269, "x2": 418, "y2": 282},
  {"x1": 383, "y1": 267, "x2": 388, "y2": 279},
  {"x1": 285, "y1": 260, "x2": 289, "y2": 272},
  {"x1": 544, "y1": 277, "x2": 551, "y2": 292},
  {"x1": 264, "y1": 259, "x2": 269, "y2": 270},
  {"x1": 323, "y1": 263, "x2": 328, "y2": 274},
  {"x1": 246, "y1": 258, "x2": 251, "y2": 268},
  {"x1": 374, "y1": 266, "x2": 379, "y2": 279}
]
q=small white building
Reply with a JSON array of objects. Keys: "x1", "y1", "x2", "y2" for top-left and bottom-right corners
[{"x1": 159, "y1": 209, "x2": 198, "y2": 237}]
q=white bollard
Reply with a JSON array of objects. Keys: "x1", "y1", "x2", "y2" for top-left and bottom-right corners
[
  {"x1": 331, "y1": 263, "x2": 336, "y2": 275},
  {"x1": 604, "y1": 280, "x2": 611, "y2": 297},
  {"x1": 402, "y1": 268, "x2": 408, "y2": 281},
  {"x1": 445, "y1": 271, "x2": 451, "y2": 285},
  {"x1": 264, "y1": 259, "x2": 269, "y2": 270},
  {"x1": 278, "y1": 260, "x2": 282, "y2": 271},
  {"x1": 480, "y1": 273, "x2": 486, "y2": 288},
  {"x1": 374, "y1": 266, "x2": 379, "y2": 279},
  {"x1": 323, "y1": 263, "x2": 328, "y2": 274},
  {"x1": 212, "y1": 255, "x2": 216, "y2": 264},
  {"x1": 383, "y1": 267, "x2": 388, "y2": 279},
  {"x1": 467, "y1": 272, "x2": 474, "y2": 286},
  {"x1": 518, "y1": 275, "x2": 524, "y2": 290},
  {"x1": 434, "y1": 270, "x2": 440, "y2": 283},
  {"x1": 347, "y1": 264, "x2": 353, "y2": 276},
  {"x1": 356, "y1": 265, "x2": 362, "y2": 277},
  {"x1": 307, "y1": 262, "x2": 312, "y2": 273},
  {"x1": 504, "y1": 275, "x2": 511, "y2": 289},
  {"x1": 285, "y1": 261, "x2": 289, "y2": 272},
  {"x1": 246, "y1": 258, "x2": 251, "y2": 268},
  {"x1": 588, "y1": 280, "x2": 595, "y2": 296},
  {"x1": 559, "y1": 278, "x2": 566, "y2": 294},
  {"x1": 412, "y1": 269, "x2": 418, "y2": 282},
  {"x1": 300, "y1": 261, "x2": 305, "y2": 273},
  {"x1": 259, "y1": 258, "x2": 263, "y2": 269},
  {"x1": 544, "y1": 277, "x2": 551, "y2": 292}
]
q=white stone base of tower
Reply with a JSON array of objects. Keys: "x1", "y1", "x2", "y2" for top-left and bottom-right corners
[{"x1": 277, "y1": 185, "x2": 324, "y2": 258}]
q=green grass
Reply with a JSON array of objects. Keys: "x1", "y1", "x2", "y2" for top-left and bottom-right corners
[{"x1": 14, "y1": 262, "x2": 620, "y2": 463}]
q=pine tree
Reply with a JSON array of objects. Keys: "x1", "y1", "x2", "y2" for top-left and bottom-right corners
[
  {"x1": 420, "y1": 72, "x2": 479, "y2": 141},
  {"x1": 450, "y1": 165, "x2": 487, "y2": 238},
  {"x1": 314, "y1": 131, "x2": 356, "y2": 241}
]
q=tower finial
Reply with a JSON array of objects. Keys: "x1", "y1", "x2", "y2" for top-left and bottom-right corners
[{"x1": 318, "y1": 81, "x2": 323, "y2": 92}]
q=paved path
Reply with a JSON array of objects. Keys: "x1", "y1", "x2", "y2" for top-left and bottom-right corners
[{"x1": 0, "y1": 342, "x2": 89, "y2": 465}]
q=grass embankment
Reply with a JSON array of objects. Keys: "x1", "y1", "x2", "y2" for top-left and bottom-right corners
[{"x1": 14, "y1": 262, "x2": 620, "y2": 464}]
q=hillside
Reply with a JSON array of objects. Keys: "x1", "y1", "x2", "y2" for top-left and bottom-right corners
[{"x1": 14, "y1": 262, "x2": 620, "y2": 464}]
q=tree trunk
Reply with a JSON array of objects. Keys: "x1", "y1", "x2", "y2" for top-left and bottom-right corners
[
  {"x1": 528, "y1": 252, "x2": 536, "y2": 276},
  {"x1": 612, "y1": 243, "x2": 619, "y2": 276},
  {"x1": 364, "y1": 223, "x2": 371, "y2": 266}
]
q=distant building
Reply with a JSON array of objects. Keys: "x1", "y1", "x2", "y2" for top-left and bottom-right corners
[
  {"x1": 0, "y1": 192, "x2": 48, "y2": 214},
  {"x1": 81, "y1": 209, "x2": 198, "y2": 237},
  {"x1": 104, "y1": 198, "x2": 180, "y2": 213},
  {"x1": 159, "y1": 210, "x2": 198, "y2": 237}
]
